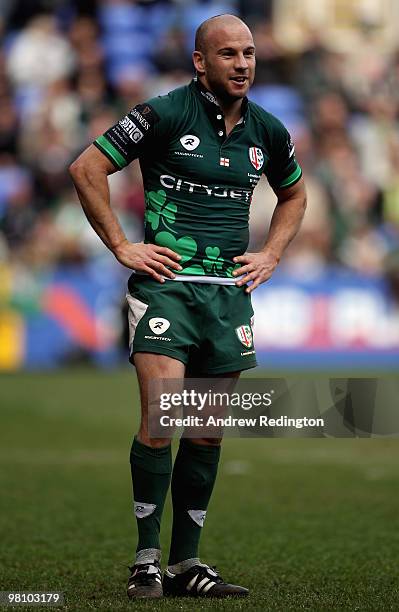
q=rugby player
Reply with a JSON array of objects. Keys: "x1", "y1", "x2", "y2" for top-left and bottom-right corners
[{"x1": 70, "y1": 14, "x2": 306, "y2": 599}]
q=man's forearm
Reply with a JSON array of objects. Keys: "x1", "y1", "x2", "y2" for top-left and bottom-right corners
[
  {"x1": 263, "y1": 189, "x2": 307, "y2": 261},
  {"x1": 69, "y1": 157, "x2": 127, "y2": 254},
  {"x1": 69, "y1": 146, "x2": 182, "y2": 280}
]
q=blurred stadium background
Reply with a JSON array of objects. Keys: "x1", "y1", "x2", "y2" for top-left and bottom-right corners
[{"x1": 0, "y1": 0, "x2": 398, "y2": 371}]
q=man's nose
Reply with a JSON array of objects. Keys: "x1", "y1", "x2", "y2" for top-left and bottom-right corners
[{"x1": 235, "y1": 53, "x2": 248, "y2": 70}]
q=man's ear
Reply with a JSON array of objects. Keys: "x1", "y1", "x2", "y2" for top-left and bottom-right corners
[{"x1": 192, "y1": 50, "x2": 205, "y2": 75}]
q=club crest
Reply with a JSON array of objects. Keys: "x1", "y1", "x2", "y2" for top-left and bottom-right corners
[
  {"x1": 249, "y1": 147, "x2": 264, "y2": 171},
  {"x1": 236, "y1": 324, "x2": 253, "y2": 348}
]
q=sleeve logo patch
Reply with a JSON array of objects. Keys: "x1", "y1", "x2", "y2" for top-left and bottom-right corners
[
  {"x1": 119, "y1": 116, "x2": 144, "y2": 142},
  {"x1": 288, "y1": 136, "x2": 295, "y2": 158},
  {"x1": 180, "y1": 135, "x2": 200, "y2": 151},
  {"x1": 249, "y1": 147, "x2": 264, "y2": 171}
]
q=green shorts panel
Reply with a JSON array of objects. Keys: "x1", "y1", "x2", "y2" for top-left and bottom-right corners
[{"x1": 126, "y1": 275, "x2": 257, "y2": 375}]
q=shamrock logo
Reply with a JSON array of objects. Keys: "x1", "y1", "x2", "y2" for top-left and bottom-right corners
[
  {"x1": 155, "y1": 232, "x2": 197, "y2": 264},
  {"x1": 145, "y1": 190, "x2": 177, "y2": 233},
  {"x1": 203, "y1": 246, "x2": 224, "y2": 274},
  {"x1": 181, "y1": 264, "x2": 205, "y2": 275},
  {"x1": 226, "y1": 263, "x2": 241, "y2": 277}
]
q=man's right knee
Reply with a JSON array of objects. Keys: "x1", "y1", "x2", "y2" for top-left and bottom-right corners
[
  {"x1": 134, "y1": 352, "x2": 186, "y2": 378},
  {"x1": 136, "y1": 432, "x2": 171, "y2": 449}
]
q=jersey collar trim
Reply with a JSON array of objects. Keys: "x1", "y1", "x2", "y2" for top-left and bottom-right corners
[{"x1": 192, "y1": 78, "x2": 249, "y2": 122}]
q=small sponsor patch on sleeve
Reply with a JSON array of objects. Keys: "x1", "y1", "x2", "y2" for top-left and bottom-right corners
[
  {"x1": 119, "y1": 115, "x2": 144, "y2": 142},
  {"x1": 288, "y1": 135, "x2": 295, "y2": 158}
]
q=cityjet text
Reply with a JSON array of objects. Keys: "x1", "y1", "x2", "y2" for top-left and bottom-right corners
[{"x1": 160, "y1": 174, "x2": 251, "y2": 201}]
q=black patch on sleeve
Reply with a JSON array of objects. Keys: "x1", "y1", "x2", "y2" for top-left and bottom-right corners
[
  {"x1": 101, "y1": 103, "x2": 160, "y2": 165},
  {"x1": 264, "y1": 120, "x2": 299, "y2": 189}
]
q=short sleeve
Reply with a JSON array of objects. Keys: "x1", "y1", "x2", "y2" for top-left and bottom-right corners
[
  {"x1": 264, "y1": 117, "x2": 302, "y2": 190},
  {"x1": 93, "y1": 101, "x2": 164, "y2": 169}
]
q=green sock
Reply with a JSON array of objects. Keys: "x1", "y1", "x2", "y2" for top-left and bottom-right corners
[
  {"x1": 130, "y1": 437, "x2": 172, "y2": 557},
  {"x1": 168, "y1": 439, "x2": 221, "y2": 565}
]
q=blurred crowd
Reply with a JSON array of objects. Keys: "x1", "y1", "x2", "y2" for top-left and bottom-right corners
[{"x1": 0, "y1": 0, "x2": 398, "y2": 299}]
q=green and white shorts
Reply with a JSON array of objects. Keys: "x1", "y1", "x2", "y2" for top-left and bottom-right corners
[{"x1": 126, "y1": 275, "x2": 257, "y2": 375}]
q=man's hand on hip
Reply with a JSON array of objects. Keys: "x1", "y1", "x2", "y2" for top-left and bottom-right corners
[
  {"x1": 232, "y1": 250, "x2": 279, "y2": 294},
  {"x1": 114, "y1": 240, "x2": 182, "y2": 283}
]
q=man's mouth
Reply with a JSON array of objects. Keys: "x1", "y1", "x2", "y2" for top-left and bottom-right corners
[{"x1": 230, "y1": 76, "x2": 247, "y2": 84}]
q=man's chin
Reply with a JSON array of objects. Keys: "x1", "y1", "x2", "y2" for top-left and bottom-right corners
[
  {"x1": 210, "y1": 79, "x2": 251, "y2": 103},
  {"x1": 215, "y1": 88, "x2": 246, "y2": 103},
  {"x1": 226, "y1": 82, "x2": 250, "y2": 99}
]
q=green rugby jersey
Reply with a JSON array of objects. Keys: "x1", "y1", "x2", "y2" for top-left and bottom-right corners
[{"x1": 94, "y1": 78, "x2": 302, "y2": 282}]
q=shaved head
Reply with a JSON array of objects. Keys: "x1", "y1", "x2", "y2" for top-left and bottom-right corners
[
  {"x1": 192, "y1": 14, "x2": 255, "y2": 105},
  {"x1": 195, "y1": 14, "x2": 251, "y2": 53}
]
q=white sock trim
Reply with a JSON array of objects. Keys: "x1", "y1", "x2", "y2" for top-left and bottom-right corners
[
  {"x1": 135, "y1": 548, "x2": 161, "y2": 565},
  {"x1": 167, "y1": 557, "x2": 201, "y2": 574}
]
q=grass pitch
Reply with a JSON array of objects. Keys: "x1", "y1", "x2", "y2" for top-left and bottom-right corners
[{"x1": 1, "y1": 369, "x2": 399, "y2": 611}]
